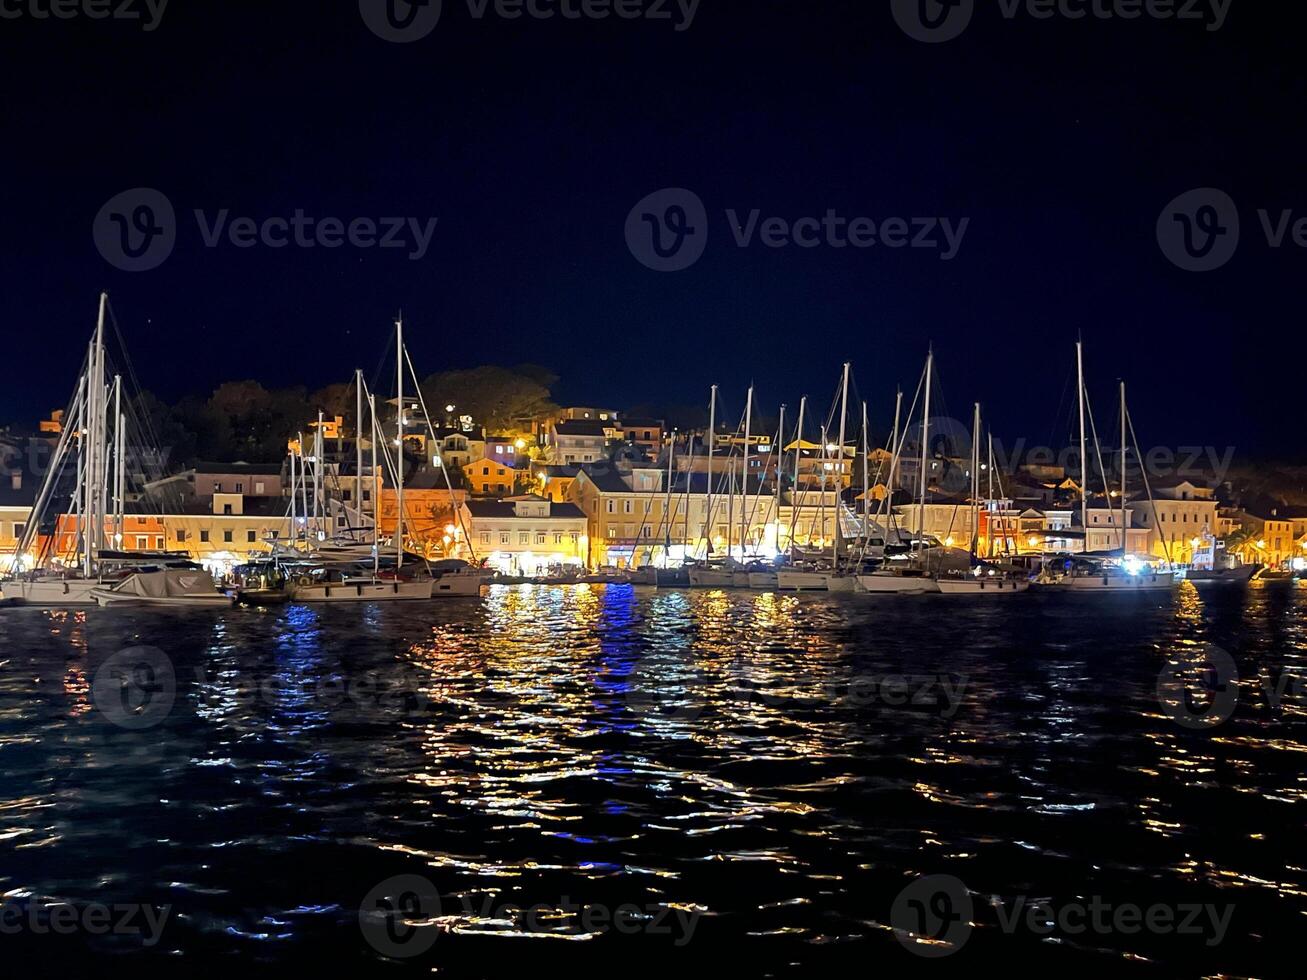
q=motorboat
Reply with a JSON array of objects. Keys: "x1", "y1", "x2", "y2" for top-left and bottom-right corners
[
  {"x1": 231, "y1": 561, "x2": 292, "y2": 605},
  {"x1": 1183, "y1": 563, "x2": 1260, "y2": 586}
]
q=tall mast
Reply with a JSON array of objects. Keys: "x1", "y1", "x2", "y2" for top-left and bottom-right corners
[
  {"x1": 371, "y1": 393, "x2": 381, "y2": 577},
  {"x1": 970, "y1": 403, "x2": 980, "y2": 562},
  {"x1": 774, "y1": 404, "x2": 786, "y2": 558},
  {"x1": 790, "y1": 396, "x2": 806, "y2": 559},
  {"x1": 740, "y1": 385, "x2": 753, "y2": 559},
  {"x1": 74, "y1": 368, "x2": 86, "y2": 568},
  {"x1": 298, "y1": 432, "x2": 309, "y2": 547},
  {"x1": 987, "y1": 432, "x2": 995, "y2": 557},
  {"x1": 314, "y1": 411, "x2": 324, "y2": 540},
  {"x1": 288, "y1": 442, "x2": 297, "y2": 545},
  {"x1": 355, "y1": 369, "x2": 365, "y2": 537},
  {"x1": 1077, "y1": 339, "x2": 1088, "y2": 554},
  {"x1": 663, "y1": 429, "x2": 676, "y2": 566},
  {"x1": 704, "y1": 385, "x2": 716, "y2": 557},
  {"x1": 395, "y1": 314, "x2": 404, "y2": 568},
  {"x1": 860, "y1": 400, "x2": 869, "y2": 548},
  {"x1": 726, "y1": 455, "x2": 735, "y2": 562},
  {"x1": 917, "y1": 349, "x2": 933, "y2": 552},
  {"x1": 877, "y1": 388, "x2": 904, "y2": 533},
  {"x1": 113, "y1": 375, "x2": 124, "y2": 546},
  {"x1": 1120, "y1": 380, "x2": 1128, "y2": 557},
  {"x1": 834, "y1": 362, "x2": 850, "y2": 568}
]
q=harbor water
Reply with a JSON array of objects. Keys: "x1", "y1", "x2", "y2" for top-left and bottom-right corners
[{"x1": 1, "y1": 582, "x2": 1303, "y2": 977}]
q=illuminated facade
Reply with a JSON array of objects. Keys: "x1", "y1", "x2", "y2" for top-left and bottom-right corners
[{"x1": 460, "y1": 496, "x2": 587, "y2": 575}]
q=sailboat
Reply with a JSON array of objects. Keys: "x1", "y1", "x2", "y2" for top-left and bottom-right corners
[
  {"x1": 933, "y1": 403, "x2": 1030, "y2": 595},
  {"x1": 1034, "y1": 346, "x2": 1175, "y2": 593},
  {"x1": 777, "y1": 365, "x2": 860, "y2": 592},
  {"x1": 1, "y1": 294, "x2": 165, "y2": 606},
  {"x1": 858, "y1": 350, "x2": 941, "y2": 595},
  {"x1": 291, "y1": 316, "x2": 472, "y2": 602}
]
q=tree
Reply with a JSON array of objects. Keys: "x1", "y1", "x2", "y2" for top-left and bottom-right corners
[{"x1": 419, "y1": 365, "x2": 557, "y2": 433}]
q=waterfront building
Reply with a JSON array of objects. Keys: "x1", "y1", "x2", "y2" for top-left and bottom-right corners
[
  {"x1": 1134, "y1": 480, "x2": 1220, "y2": 565},
  {"x1": 460, "y1": 495, "x2": 588, "y2": 575},
  {"x1": 464, "y1": 455, "x2": 521, "y2": 496},
  {"x1": 546, "y1": 419, "x2": 614, "y2": 465}
]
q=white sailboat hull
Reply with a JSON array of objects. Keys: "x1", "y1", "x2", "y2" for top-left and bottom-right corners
[
  {"x1": 292, "y1": 579, "x2": 434, "y2": 602},
  {"x1": 1040, "y1": 571, "x2": 1176, "y2": 592},
  {"x1": 775, "y1": 569, "x2": 829, "y2": 591},
  {"x1": 747, "y1": 571, "x2": 779, "y2": 590},
  {"x1": 934, "y1": 577, "x2": 1031, "y2": 595},
  {"x1": 1, "y1": 578, "x2": 101, "y2": 606},
  {"x1": 430, "y1": 572, "x2": 485, "y2": 597},
  {"x1": 856, "y1": 573, "x2": 940, "y2": 594},
  {"x1": 93, "y1": 589, "x2": 234, "y2": 608},
  {"x1": 688, "y1": 567, "x2": 740, "y2": 588}
]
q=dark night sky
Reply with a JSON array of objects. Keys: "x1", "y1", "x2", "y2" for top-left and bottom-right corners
[{"x1": 0, "y1": 0, "x2": 1302, "y2": 457}]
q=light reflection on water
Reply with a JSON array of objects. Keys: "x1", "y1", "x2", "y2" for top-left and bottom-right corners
[{"x1": 0, "y1": 582, "x2": 1303, "y2": 975}]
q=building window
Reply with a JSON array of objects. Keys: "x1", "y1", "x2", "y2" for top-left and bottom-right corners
[
  {"x1": 623, "y1": 500, "x2": 633, "y2": 514},
  {"x1": 519, "y1": 532, "x2": 530, "y2": 545},
  {"x1": 570, "y1": 532, "x2": 579, "y2": 544},
  {"x1": 480, "y1": 532, "x2": 491, "y2": 545},
  {"x1": 536, "y1": 533, "x2": 546, "y2": 545},
  {"x1": 554, "y1": 533, "x2": 563, "y2": 544},
  {"x1": 255, "y1": 481, "x2": 265, "y2": 494},
  {"x1": 607, "y1": 527, "x2": 616, "y2": 539},
  {"x1": 343, "y1": 489, "x2": 352, "y2": 501},
  {"x1": 235, "y1": 482, "x2": 244, "y2": 493},
  {"x1": 200, "y1": 530, "x2": 210, "y2": 543},
  {"x1": 247, "y1": 530, "x2": 257, "y2": 543},
  {"x1": 606, "y1": 500, "x2": 615, "y2": 513},
  {"x1": 12, "y1": 522, "x2": 24, "y2": 539},
  {"x1": 155, "y1": 536, "x2": 164, "y2": 550},
  {"x1": 223, "y1": 530, "x2": 233, "y2": 543},
  {"x1": 176, "y1": 529, "x2": 186, "y2": 543},
  {"x1": 223, "y1": 503, "x2": 233, "y2": 515},
  {"x1": 213, "y1": 482, "x2": 221, "y2": 492},
  {"x1": 135, "y1": 535, "x2": 149, "y2": 549},
  {"x1": 363, "y1": 489, "x2": 371, "y2": 501},
  {"x1": 500, "y1": 532, "x2": 510, "y2": 545}
]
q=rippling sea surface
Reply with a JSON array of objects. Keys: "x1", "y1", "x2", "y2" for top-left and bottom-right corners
[{"x1": 1, "y1": 582, "x2": 1304, "y2": 978}]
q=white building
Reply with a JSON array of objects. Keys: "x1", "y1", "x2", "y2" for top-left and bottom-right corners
[{"x1": 461, "y1": 495, "x2": 588, "y2": 576}]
